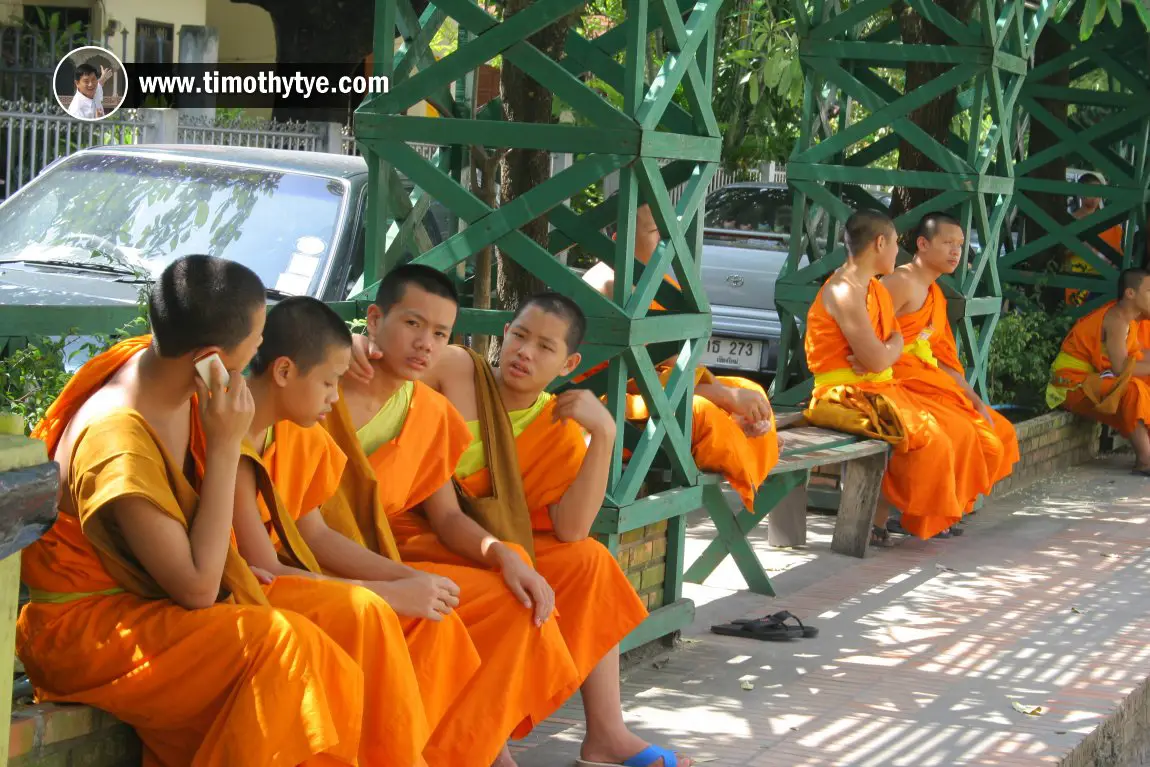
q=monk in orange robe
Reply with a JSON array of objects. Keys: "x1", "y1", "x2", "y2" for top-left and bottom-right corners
[
  {"x1": 1066, "y1": 173, "x2": 1125, "y2": 306},
  {"x1": 421, "y1": 292, "x2": 690, "y2": 767},
  {"x1": 236, "y1": 296, "x2": 585, "y2": 765},
  {"x1": 17, "y1": 256, "x2": 409, "y2": 767},
  {"x1": 1047, "y1": 267, "x2": 1150, "y2": 474},
  {"x1": 804, "y1": 210, "x2": 975, "y2": 542},
  {"x1": 882, "y1": 212, "x2": 1020, "y2": 493},
  {"x1": 580, "y1": 203, "x2": 778, "y2": 511},
  {"x1": 329, "y1": 265, "x2": 586, "y2": 766}
]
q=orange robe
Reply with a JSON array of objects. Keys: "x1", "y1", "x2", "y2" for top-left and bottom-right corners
[
  {"x1": 1048, "y1": 303, "x2": 1150, "y2": 436},
  {"x1": 19, "y1": 337, "x2": 368, "y2": 767},
  {"x1": 255, "y1": 420, "x2": 488, "y2": 746},
  {"x1": 804, "y1": 280, "x2": 974, "y2": 539},
  {"x1": 578, "y1": 267, "x2": 779, "y2": 509},
  {"x1": 454, "y1": 394, "x2": 649, "y2": 731},
  {"x1": 894, "y1": 282, "x2": 1020, "y2": 488},
  {"x1": 321, "y1": 386, "x2": 583, "y2": 762},
  {"x1": 576, "y1": 363, "x2": 778, "y2": 511}
]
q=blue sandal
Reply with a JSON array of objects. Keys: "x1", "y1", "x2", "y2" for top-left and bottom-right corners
[{"x1": 577, "y1": 744, "x2": 684, "y2": 766}]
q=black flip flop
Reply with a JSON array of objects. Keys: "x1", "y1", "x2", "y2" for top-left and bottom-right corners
[
  {"x1": 1133, "y1": 466, "x2": 1150, "y2": 477},
  {"x1": 713, "y1": 610, "x2": 819, "y2": 641}
]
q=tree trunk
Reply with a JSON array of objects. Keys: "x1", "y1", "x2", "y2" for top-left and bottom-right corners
[
  {"x1": 496, "y1": 0, "x2": 577, "y2": 312},
  {"x1": 469, "y1": 147, "x2": 503, "y2": 360},
  {"x1": 889, "y1": 0, "x2": 977, "y2": 221},
  {"x1": 239, "y1": 0, "x2": 429, "y2": 122},
  {"x1": 1023, "y1": 28, "x2": 1072, "y2": 311}
]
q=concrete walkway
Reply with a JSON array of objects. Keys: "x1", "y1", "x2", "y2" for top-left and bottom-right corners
[{"x1": 511, "y1": 454, "x2": 1150, "y2": 766}]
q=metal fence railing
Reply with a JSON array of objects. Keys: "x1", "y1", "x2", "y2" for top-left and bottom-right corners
[
  {"x1": 176, "y1": 114, "x2": 328, "y2": 151},
  {"x1": 0, "y1": 99, "x2": 149, "y2": 197}
]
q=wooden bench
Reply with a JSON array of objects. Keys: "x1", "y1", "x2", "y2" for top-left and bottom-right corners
[{"x1": 683, "y1": 415, "x2": 890, "y2": 596}]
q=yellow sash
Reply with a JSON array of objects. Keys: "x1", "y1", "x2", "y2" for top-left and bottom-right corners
[
  {"x1": 27, "y1": 586, "x2": 126, "y2": 604},
  {"x1": 813, "y1": 367, "x2": 894, "y2": 388},
  {"x1": 904, "y1": 338, "x2": 939, "y2": 368},
  {"x1": 1045, "y1": 352, "x2": 1096, "y2": 409}
]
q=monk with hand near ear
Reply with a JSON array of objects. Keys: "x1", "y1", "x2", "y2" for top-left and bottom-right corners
[{"x1": 18, "y1": 255, "x2": 410, "y2": 767}]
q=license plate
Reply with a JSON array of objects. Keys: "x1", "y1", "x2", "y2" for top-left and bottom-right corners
[{"x1": 701, "y1": 336, "x2": 760, "y2": 371}]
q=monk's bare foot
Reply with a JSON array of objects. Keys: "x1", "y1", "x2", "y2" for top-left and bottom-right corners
[
  {"x1": 581, "y1": 732, "x2": 692, "y2": 766},
  {"x1": 491, "y1": 744, "x2": 518, "y2": 767}
]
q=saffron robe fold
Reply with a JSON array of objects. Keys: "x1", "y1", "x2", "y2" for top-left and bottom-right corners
[
  {"x1": 894, "y1": 282, "x2": 1020, "y2": 489},
  {"x1": 321, "y1": 387, "x2": 583, "y2": 763},
  {"x1": 1047, "y1": 303, "x2": 1150, "y2": 436},
  {"x1": 574, "y1": 361, "x2": 778, "y2": 511},
  {"x1": 19, "y1": 338, "x2": 367, "y2": 767},
  {"x1": 253, "y1": 421, "x2": 483, "y2": 743},
  {"x1": 455, "y1": 391, "x2": 649, "y2": 723},
  {"x1": 804, "y1": 280, "x2": 969, "y2": 539}
]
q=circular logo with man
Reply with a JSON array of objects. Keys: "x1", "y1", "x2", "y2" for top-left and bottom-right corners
[{"x1": 53, "y1": 46, "x2": 128, "y2": 121}]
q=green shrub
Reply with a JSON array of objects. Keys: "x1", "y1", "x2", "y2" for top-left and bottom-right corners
[{"x1": 986, "y1": 290, "x2": 1076, "y2": 410}]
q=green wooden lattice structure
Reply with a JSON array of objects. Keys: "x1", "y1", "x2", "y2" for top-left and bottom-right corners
[
  {"x1": 772, "y1": 0, "x2": 1150, "y2": 403},
  {"x1": 354, "y1": 0, "x2": 727, "y2": 647}
]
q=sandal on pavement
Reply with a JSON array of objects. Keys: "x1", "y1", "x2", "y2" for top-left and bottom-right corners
[
  {"x1": 737, "y1": 610, "x2": 818, "y2": 638},
  {"x1": 871, "y1": 525, "x2": 894, "y2": 547},
  {"x1": 1133, "y1": 465, "x2": 1150, "y2": 477},
  {"x1": 711, "y1": 610, "x2": 818, "y2": 640},
  {"x1": 577, "y1": 744, "x2": 688, "y2": 766}
]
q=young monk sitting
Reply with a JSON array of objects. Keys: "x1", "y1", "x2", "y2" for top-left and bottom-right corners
[
  {"x1": 1047, "y1": 267, "x2": 1150, "y2": 475},
  {"x1": 881, "y1": 212, "x2": 1020, "y2": 499},
  {"x1": 804, "y1": 210, "x2": 975, "y2": 543},
  {"x1": 325, "y1": 265, "x2": 586, "y2": 766},
  {"x1": 422, "y1": 292, "x2": 691, "y2": 767},
  {"x1": 17, "y1": 255, "x2": 415, "y2": 766},
  {"x1": 229, "y1": 295, "x2": 493, "y2": 764},
  {"x1": 581, "y1": 203, "x2": 778, "y2": 512}
]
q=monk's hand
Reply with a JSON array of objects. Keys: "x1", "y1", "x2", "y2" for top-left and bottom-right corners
[
  {"x1": 195, "y1": 360, "x2": 254, "y2": 451},
  {"x1": 729, "y1": 387, "x2": 773, "y2": 426},
  {"x1": 250, "y1": 566, "x2": 275, "y2": 585},
  {"x1": 846, "y1": 354, "x2": 868, "y2": 376},
  {"x1": 380, "y1": 573, "x2": 460, "y2": 621},
  {"x1": 735, "y1": 414, "x2": 774, "y2": 439},
  {"x1": 499, "y1": 555, "x2": 555, "y2": 627},
  {"x1": 553, "y1": 389, "x2": 615, "y2": 438},
  {"x1": 346, "y1": 332, "x2": 383, "y2": 385}
]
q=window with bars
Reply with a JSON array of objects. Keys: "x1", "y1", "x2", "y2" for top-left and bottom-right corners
[{"x1": 135, "y1": 19, "x2": 173, "y2": 64}]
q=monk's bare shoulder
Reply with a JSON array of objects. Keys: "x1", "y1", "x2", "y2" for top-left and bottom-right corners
[
  {"x1": 822, "y1": 273, "x2": 863, "y2": 316},
  {"x1": 1101, "y1": 305, "x2": 1128, "y2": 343},
  {"x1": 882, "y1": 267, "x2": 925, "y2": 315},
  {"x1": 431, "y1": 345, "x2": 480, "y2": 419}
]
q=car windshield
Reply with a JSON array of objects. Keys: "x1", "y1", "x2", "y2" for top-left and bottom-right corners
[
  {"x1": 0, "y1": 153, "x2": 347, "y2": 295},
  {"x1": 705, "y1": 186, "x2": 793, "y2": 234}
]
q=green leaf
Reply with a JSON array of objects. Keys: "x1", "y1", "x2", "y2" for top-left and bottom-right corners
[
  {"x1": 1135, "y1": 0, "x2": 1150, "y2": 28},
  {"x1": 748, "y1": 72, "x2": 760, "y2": 105},
  {"x1": 1080, "y1": 0, "x2": 1099, "y2": 39},
  {"x1": 1106, "y1": 0, "x2": 1123, "y2": 24},
  {"x1": 764, "y1": 55, "x2": 785, "y2": 88},
  {"x1": 194, "y1": 200, "x2": 209, "y2": 227}
]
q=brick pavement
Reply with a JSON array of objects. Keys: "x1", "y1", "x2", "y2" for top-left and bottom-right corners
[{"x1": 512, "y1": 454, "x2": 1150, "y2": 766}]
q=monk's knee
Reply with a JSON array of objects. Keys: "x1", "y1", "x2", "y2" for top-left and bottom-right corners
[
  {"x1": 239, "y1": 607, "x2": 341, "y2": 668},
  {"x1": 548, "y1": 537, "x2": 619, "y2": 578}
]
